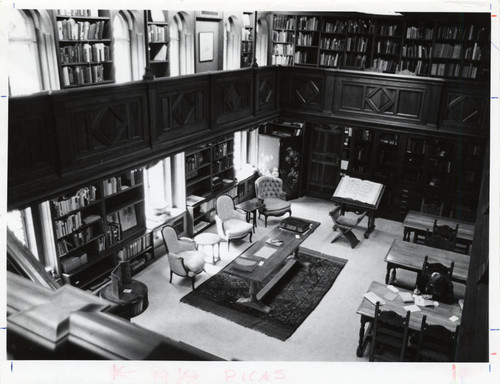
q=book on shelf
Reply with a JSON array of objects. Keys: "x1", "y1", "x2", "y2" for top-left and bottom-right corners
[{"x1": 332, "y1": 176, "x2": 384, "y2": 206}]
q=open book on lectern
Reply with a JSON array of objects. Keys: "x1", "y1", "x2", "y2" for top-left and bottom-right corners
[{"x1": 333, "y1": 176, "x2": 384, "y2": 206}]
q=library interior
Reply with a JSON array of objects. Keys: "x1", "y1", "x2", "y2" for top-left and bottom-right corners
[{"x1": 4, "y1": 7, "x2": 492, "y2": 365}]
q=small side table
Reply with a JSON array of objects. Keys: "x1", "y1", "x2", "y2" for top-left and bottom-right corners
[
  {"x1": 100, "y1": 280, "x2": 149, "y2": 319},
  {"x1": 194, "y1": 233, "x2": 222, "y2": 264},
  {"x1": 236, "y1": 198, "x2": 265, "y2": 231}
]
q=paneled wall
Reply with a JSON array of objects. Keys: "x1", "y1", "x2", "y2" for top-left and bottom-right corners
[{"x1": 8, "y1": 66, "x2": 488, "y2": 210}]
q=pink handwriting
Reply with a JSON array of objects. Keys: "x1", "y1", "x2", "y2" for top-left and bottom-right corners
[{"x1": 225, "y1": 369, "x2": 286, "y2": 383}]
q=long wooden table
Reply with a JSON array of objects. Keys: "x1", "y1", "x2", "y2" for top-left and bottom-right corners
[
  {"x1": 355, "y1": 281, "x2": 462, "y2": 357},
  {"x1": 223, "y1": 217, "x2": 320, "y2": 313},
  {"x1": 384, "y1": 239, "x2": 470, "y2": 286},
  {"x1": 402, "y1": 210, "x2": 475, "y2": 253}
]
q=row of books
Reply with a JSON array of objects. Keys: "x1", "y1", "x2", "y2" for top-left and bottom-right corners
[
  {"x1": 321, "y1": 37, "x2": 345, "y2": 51},
  {"x1": 378, "y1": 24, "x2": 400, "y2": 37},
  {"x1": 294, "y1": 51, "x2": 312, "y2": 64},
  {"x1": 347, "y1": 19, "x2": 375, "y2": 34},
  {"x1": 106, "y1": 222, "x2": 122, "y2": 246},
  {"x1": 298, "y1": 17, "x2": 319, "y2": 31},
  {"x1": 371, "y1": 58, "x2": 398, "y2": 73},
  {"x1": 273, "y1": 15, "x2": 296, "y2": 30},
  {"x1": 406, "y1": 26, "x2": 434, "y2": 40},
  {"x1": 214, "y1": 157, "x2": 233, "y2": 173},
  {"x1": 272, "y1": 55, "x2": 294, "y2": 66},
  {"x1": 148, "y1": 25, "x2": 168, "y2": 43},
  {"x1": 319, "y1": 52, "x2": 343, "y2": 67},
  {"x1": 272, "y1": 31, "x2": 295, "y2": 43},
  {"x1": 55, "y1": 211, "x2": 83, "y2": 239},
  {"x1": 406, "y1": 138, "x2": 428, "y2": 155},
  {"x1": 272, "y1": 44, "x2": 294, "y2": 56},
  {"x1": 432, "y1": 43, "x2": 462, "y2": 59},
  {"x1": 117, "y1": 234, "x2": 152, "y2": 261},
  {"x1": 58, "y1": 230, "x2": 104, "y2": 257},
  {"x1": 241, "y1": 41, "x2": 253, "y2": 53},
  {"x1": 296, "y1": 33, "x2": 315, "y2": 46},
  {"x1": 346, "y1": 37, "x2": 369, "y2": 53},
  {"x1": 323, "y1": 20, "x2": 346, "y2": 34},
  {"x1": 213, "y1": 142, "x2": 230, "y2": 159},
  {"x1": 103, "y1": 169, "x2": 143, "y2": 196},
  {"x1": 430, "y1": 62, "x2": 461, "y2": 78},
  {"x1": 57, "y1": 19, "x2": 106, "y2": 41},
  {"x1": 345, "y1": 54, "x2": 367, "y2": 68},
  {"x1": 52, "y1": 186, "x2": 97, "y2": 218},
  {"x1": 59, "y1": 43, "x2": 111, "y2": 64},
  {"x1": 464, "y1": 43, "x2": 483, "y2": 61},
  {"x1": 435, "y1": 26, "x2": 464, "y2": 40},
  {"x1": 465, "y1": 25, "x2": 486, "y2": 41},
  {"x1": 374, "y1": 40, "x2": 400, "y2": 55},
  {"x1": 62, "y1": 64, "x2": 106, "y2": 86},
  {"x1": 401, "y1": 45, "x2": 431, "y2": 59},
  {"x1": 461, "y1": 64, "x2": 479, "y2": 79},
  {"x1": 400, "y1": 60, "x2": 429, "y2": 76},
  {"x1": 56, "y1": 9, "x2": 99, "y2": 17}
]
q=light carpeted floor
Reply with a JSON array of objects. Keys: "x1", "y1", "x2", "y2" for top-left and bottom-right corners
[{"x1": 132, "y1": 196, "x2": 409, "y2": 361}]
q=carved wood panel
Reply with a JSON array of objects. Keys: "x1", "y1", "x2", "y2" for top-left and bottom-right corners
[
  {"x1": 288, "y1": 75, "x2": 324, "y2": 111},
  {"x1": 8, "y1": 97, "x2": 58, "y2": 189},
  {"x1": 213, "y1": 72, "x2": 253, "y2": 126},
  {"x1": 334, "y1": 76, "x2": 427, "y2": 124},
  {"x1": 56, "y1": 87, "x2": 149, "y2": 170},
  {"x1": 256, "y1": 71, "x2": 278, "y2": 114},
  {"x1": 442, "y1": 93, "x2": 485, "y2": 128}
]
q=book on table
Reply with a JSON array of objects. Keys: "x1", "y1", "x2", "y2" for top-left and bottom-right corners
[{"x1": 332, "y1": 176, "x2": 384, "y2": 206}]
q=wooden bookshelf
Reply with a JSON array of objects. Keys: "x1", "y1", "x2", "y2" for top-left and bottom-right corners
[
  {"x1": 51, "y1": 167, "x2": 161, "y2": 291},
  {"x1": 185, "y1": 134, "x2": 237, "y2": 236},
  {"x1": 147, "y1": 10, "x2": 169, "y2": 78},
  {"x1": 271, "y1": 13, "x2": 489, "y2": 82},
  {"x1": 241, "y1": 12, "x2": 254, "y2": 68},
  {"x1": 53, "y1": 9, "x2": 114, "y2": 88}
]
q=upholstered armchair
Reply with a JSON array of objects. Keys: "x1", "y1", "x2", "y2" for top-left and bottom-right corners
[
  {"x1": 215, "y1": 195, "x2": 253, "y2": 250},
  {"x1": 255, "y1": 176, "x2": 292, "y2": 227},
  {"x1": 161, "y1": 226, "x2": 205, "y2": 290}
]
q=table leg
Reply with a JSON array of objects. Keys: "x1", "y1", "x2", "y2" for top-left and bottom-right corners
[
  {"x1": 385, "y1": 263, "x2": 392, "y2": 284},
  {"x1": 237, "y1": 282, "x2": 270, "y2": 313},
  {"x1": 403, "y1": 227, "x2": 410, "y2": 241},
  {"x1": 356, "y1": 315, "x2": 371, "y2": 357},
  {"x1": 252, "y1": 209, "x2": 258, "y2": 229},
  {"x1": 364, "y1": 213, "x2": 376, "y2": 239}
]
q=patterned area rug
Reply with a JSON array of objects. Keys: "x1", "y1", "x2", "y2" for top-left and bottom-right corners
[{"x1": 181, "y1": 249, "x2": 347, "y2": 341}]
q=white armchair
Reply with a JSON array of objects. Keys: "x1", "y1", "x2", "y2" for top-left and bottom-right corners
[
  {"x1": 161, "y1": 226, "x2": 205, "y2": 290},
  {"x1": 215, "y1": 195, "x2": 253, "y2": 250}
]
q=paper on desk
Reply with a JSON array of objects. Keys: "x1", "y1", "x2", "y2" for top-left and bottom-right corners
[
  {"x1": 364, "y1": 291, "x2": 385, "y2": 305},
  {"x1": 403, "y1": 304, "x2": 421, "y2": 312},
  {"x1": 253, "y1": 245, "x2": 276, "y2": 259},
  {"x1": 123, "y1": 289, "x2": 132, "y2": 294},
  {"x1": 387, "y1": 285, "x2": 399, "y2": 293},
  {"x1": 384, "y1": 292, "x2": 398, "y2": 301},
  {"x1": 449, "y1": 315, "x2": 460, "y2": 322}
]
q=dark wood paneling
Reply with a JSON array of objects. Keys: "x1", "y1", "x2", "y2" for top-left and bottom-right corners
[
  {"x1": 440, "y1": 82, "x2": 488, "y2": 134},
  {"x1": 333, "y1": 72, "x2": 442, "y2": 128},
  {"x1": 212, "y1": 70, "x2": 254, "y2": 127},
  {"x1": 255, "y1": 67, "x2": 279, "y2": 115},
  {"x1": 283, "y1": 68, "x2": 325, "y2": 112},
  {"x1": 8, "y1": 95, "x2": 59, "y2": 197},
  {"x1": 151, "y1": 76, "x2": 211, "y2": 144},
  {"x1": 52, "y1": 83, "x2": 150, "y2": 173}
]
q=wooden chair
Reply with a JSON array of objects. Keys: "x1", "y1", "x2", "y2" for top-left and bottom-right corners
[
  {"x1": 425, "y1": 219, "x2": 458, "y2": 251},
  {"x1": 415, "y1": 255, "x2": 455, "y2": 302},
  {"x1": 329, "y1": 204, "x2": 367, "y2": 248},
  {"x1": 416, "y1": 315, "x2": 459, "y2": 362},
  {"x1": 161, "y1": 226, "x2": 206, "y2": 290},
  {"x1": 369, "y1": 302, "x2": 411, "y2": 362}
]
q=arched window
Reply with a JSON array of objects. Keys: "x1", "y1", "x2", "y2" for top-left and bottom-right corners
[
  {"x1": 8, "y1": 10, "x2": 43, "y2": 95},
  {"x1": 170, "y1": 12, "x2": 194, "y2": 76},
  {"x1": 113, "y1": 12, "x2": 133, "y2": 83},
  {"x1": 256, "y1": 17, "x2": 269, "y2": 67},
  {"x1": 225, "y1": 16, "x2": 241, "y2": 70}
]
